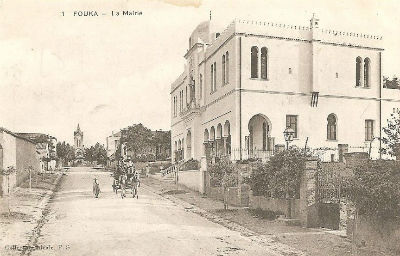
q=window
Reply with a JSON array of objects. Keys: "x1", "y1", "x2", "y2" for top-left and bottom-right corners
[
  {"x1": 286, "y1": 115, "x2": 298, "y2": 138},
  {"x1": 211, "y1": 64, "x2": 214, "y2": 92},
  {"x1": 251, "y1": 46, "x2": 258, "y2": 78},
  {"x1": 327, "y1": 114, "x2": 337, "y2": 140},
  {"x1": 356, "y1": 57, "x2": 362, "y2": 86},
  {"x1": 185, "y1": 86, "x2": 188, "y2": 105},
  {"x1": 173, "y1": 96, "x2": 177, "y2": 117},
  {"x1": 222, "y1": 54, "x2": 225, "y2": 85},
  {"x1": 213, "y1": 62, "x2": 216, "y2": 91},
  {"x1": 261, "y1": 47, "x2": 268, "y2": 79},
  {"x1": 364, "y1": 58, "x2": 370, "y2": 88},
  {"x1": 365, "y1": 120, "x2": 374, "y2": 141},
  {"x1": 199, "y1": 74, "x2": 203, "y2": 99},
  {"x1": 180, "y1": 90, "x2": 184, "y2": 111},
  {"x1": 226, "y1": 51, "x2": 229, "y2": 84},
  {"x1": 336, "y1": 72, "x2": 339, "y2": 78},
  {"x1": 288, "y1": 68, "x2": 292, "y2": 74}
]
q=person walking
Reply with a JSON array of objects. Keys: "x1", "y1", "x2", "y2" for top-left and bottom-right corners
[{"x1": 93, "y1": 178, "x2": 100, "y2": 198}]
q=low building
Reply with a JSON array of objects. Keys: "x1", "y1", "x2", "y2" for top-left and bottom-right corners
[
  {"x1": 0, "y1": 128, "x2": 40, "y2": 196},
  {"x1": 17, "y1": 133, "x2": 58, "y2": 172}
]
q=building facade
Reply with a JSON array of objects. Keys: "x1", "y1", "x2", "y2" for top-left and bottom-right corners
[
  {"x1": 17, "y1": 133, "x2": 58, "y2": 172},
  {"x1": 170, "y1": 15, "x2": 400, "y2": 163},
  {"x1": 0, "y1": 128, "x2": 40, "y2": 196}
]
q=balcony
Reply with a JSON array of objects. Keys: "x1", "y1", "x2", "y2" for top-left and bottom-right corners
[{"x1": 179, "y1": 100, "x2": 201, "y2": 118}]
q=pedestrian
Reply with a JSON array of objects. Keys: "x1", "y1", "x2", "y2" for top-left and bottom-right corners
[{"x1": 93, "y1": 178, "x2": 100, "y2": 198}]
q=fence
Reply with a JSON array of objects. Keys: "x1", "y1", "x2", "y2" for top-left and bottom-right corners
[{"x1": 230, "y1": 148, "x2": 274, "y2": 162}]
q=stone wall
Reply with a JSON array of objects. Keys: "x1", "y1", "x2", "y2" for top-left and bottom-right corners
[
  {"x1": 178, "y1": 170, "x2": 201, "y2": 193},
  {"x1": 208, "y1": 186, "x2": 245, "y2": 207},
  {"x1": 249, "y1": 195, "x2": 300, "y2": 218},
  {"x1": 347, "y1": 215, "x2": 400, "y2": 253}
]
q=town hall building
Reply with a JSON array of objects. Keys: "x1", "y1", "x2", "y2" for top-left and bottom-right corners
[{"x1": 170, "y1": 15, "x2": 400, "y2": 163}]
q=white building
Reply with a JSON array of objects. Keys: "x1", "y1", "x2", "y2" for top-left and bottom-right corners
[
  {"x1": 170, "y1": 15, "x2": 400, "y2": 163},
  {"x1": 106, "y1": 131, "x2": 121, "y2": 158}
]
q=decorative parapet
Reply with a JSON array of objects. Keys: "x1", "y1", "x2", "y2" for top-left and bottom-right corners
[{"x1": 204, "y1": 18, "x2": 383, "y2": 59}]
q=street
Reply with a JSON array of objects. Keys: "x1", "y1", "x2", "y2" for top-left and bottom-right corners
[{"x1": 30, "y1": 167, "x2": 279, "y2": 256}]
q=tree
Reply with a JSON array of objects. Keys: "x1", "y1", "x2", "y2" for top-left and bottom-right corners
[
  {"x1": 56, "y1": 142, "x2": 75, "y2": 166},
  {"x1": 381, "y1": 112, "x2": 400, "y2": 159},
  {"x1": 343, "y1": 160, "x2": 400, "y2": 219},
  {"x1": 84, "y1": 143, "x2": 107, "y2": 165},
  {"x1": 208, "y1": 159, "x2": 238, "y2": 210},
  {"x1": 121, "y1": 124, "x2": 153, "y2": 157},
  {"x1": 383, "y1": 75, "x2": 400, "y2": 89}
]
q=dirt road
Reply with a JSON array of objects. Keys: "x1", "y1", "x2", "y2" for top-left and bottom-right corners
[{"x1": 27, "y1": 167, "x2": 289, "y2": 256}]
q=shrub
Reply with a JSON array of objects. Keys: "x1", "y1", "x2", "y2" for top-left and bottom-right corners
[
  {"x1": 208, "y1": 158, "x2": 237, "y2": 187},
  {"x1": 181, "y1": 159, "x2": 200, "y2": 171},
  {"x1": 343, "y1": 160, "x2": 400, "y2": 220},
  {"x1": 248, "y1": 208, "x2": 283, "y2": 220},
  {"x1": 247, "y1": 148, "x2": 308, "y2": 199}
]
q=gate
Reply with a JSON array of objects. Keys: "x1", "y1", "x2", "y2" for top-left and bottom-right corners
[{"x1": 315, "y1": 163, "x2": 344, "y2": 230}]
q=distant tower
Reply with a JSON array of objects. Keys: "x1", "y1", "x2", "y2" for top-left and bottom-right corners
[
  {"x1": 310, "y1": 13, "x2": 319, "y2": 29},
  {"x1": 74, "y1": 124, "x2": 84, "y2": 158}
]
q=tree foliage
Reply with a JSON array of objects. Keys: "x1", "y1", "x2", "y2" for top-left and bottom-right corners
[
  {"x1": 56, "y1": 142, "x2": 75, "y2": 164},
  {"x1": 84, "y1": 143, "x2": 107, "y2": 165},
  {"x1": 118, "y1": 123, "x2": 171, "y2": 162},
  {"x1": 247, "y1": 148, "x2": 309, "y2": 198},
  {"x1": 208, "y1": 158, "x2": 237, "y2": 188},
  {"x1": 381, "y1": 112, "x2": 400, "y2": 158},
  {"x1": 342, "y1": 160, "x2": 400, "y2": 219},
  {"x1": 383, "y1": 76, "x2": 400, "y2": 89}
]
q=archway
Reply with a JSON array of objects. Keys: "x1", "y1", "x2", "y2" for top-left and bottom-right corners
[
  {"x1": 210, "y1": 126, "x2": 216, "y2": 157},
  {"x1": 248, "y1": 114, "x2": 273, "y2": 157},
  {"x1": 204, "y1": 129, "x2": 209, "y2": 142},
  {"x1": 224, "y1": 121, "x2": 231, "y2": 156},
  {"x1": 216, "y1": 124, "x2": 223, "y2": 157}
]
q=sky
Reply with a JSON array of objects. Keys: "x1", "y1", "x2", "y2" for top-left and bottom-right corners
[{"x1": 0, "y1": 0, "x2": 399, "y2": 146}]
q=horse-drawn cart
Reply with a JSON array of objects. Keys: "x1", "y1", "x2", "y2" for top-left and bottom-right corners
[{"x1": 112, "y1": 172, "x2": 139, "y2": 199}]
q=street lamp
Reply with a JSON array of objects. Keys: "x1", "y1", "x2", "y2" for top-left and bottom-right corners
[{"x1": 283, "y1": 128, "x2": 295, "y2": 150}]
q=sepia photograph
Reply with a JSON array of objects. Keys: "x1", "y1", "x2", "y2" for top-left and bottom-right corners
[{"x1": 0, "y1": 0, "x2": 400, "y2": 255}]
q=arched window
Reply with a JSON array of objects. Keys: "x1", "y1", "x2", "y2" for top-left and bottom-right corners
[
  {"x1": 251, "y1": 46, "x2": 258, "y2": 78},
  {"x1": 199, "y1": 74, "x2": 203, "y2": 99},
  {"x1": 210, "y1": 64, "x2": 214, "y2": 92},
  {"x1": 226, "y1": 51, "x2": 229, "y2": 84},
  {"x1": 216, "y1": 124, "x2": 222, "y2": 139},
  {"x1": 222, "y1": 54, "x2": 225, "y2": 85},
  {"x1": 261, "y1": 47, "x2": 268, "y2": 80},
  {"x1": 364, "y1": 58, "x2": 370, "y2": 88},
  {"x1": 327, "y1": 114, "x2": 337, "y2": 140},
  {"x1": 210, "y1": 126, "x2": 215, "y2": 141},
  {"x1": 204, "y1": 129, "x2": 209, "y2": 142},
  {"x1": 356, "y1": 57, "x2": 362, "y2": 86}
]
